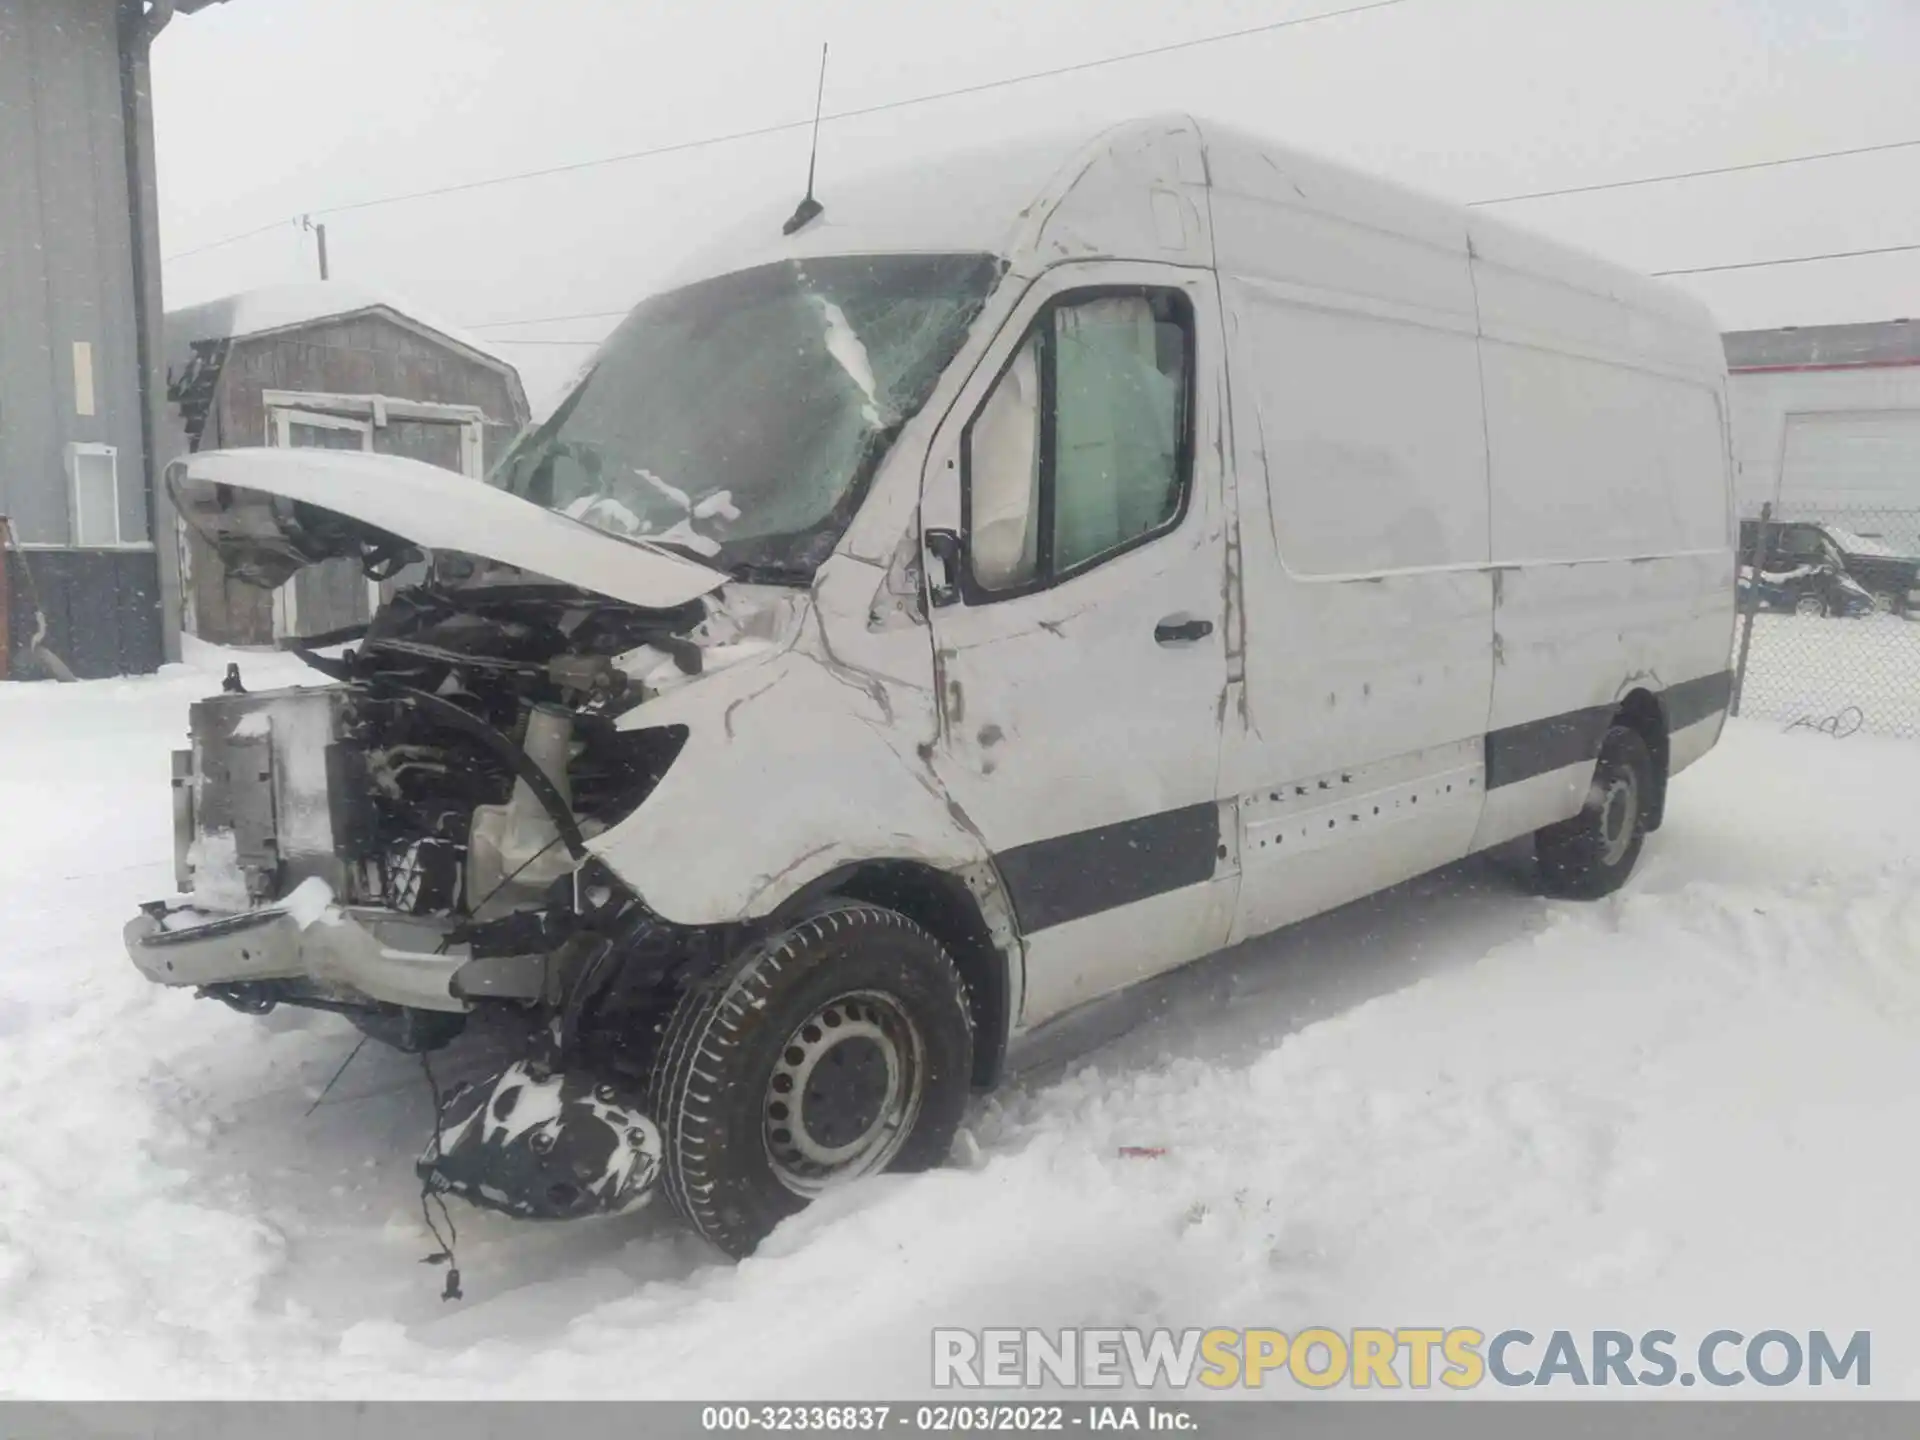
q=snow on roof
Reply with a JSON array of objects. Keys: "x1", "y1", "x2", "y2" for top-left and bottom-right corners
[
  {"x1": 1821, "y1": 526, "x2": 1906, "y2": 559},
  {"x1": 163, "y1": 282, "x2": 508, "y2": 382},
  {"x1": 659, "y1": 125, "x2": 1094, "y2": 290},
  {"x1": 661, "y1": 114, "x2": 1721, "y2": 383}
]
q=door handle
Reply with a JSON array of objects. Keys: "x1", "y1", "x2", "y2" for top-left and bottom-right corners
[{"x1": 1154, "y1": 617, "x2": 1214, "y2": 645}]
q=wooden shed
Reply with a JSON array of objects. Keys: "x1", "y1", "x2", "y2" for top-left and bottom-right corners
[{"x1": 163, "y1": 283, "x2": 531, "y2": 646}]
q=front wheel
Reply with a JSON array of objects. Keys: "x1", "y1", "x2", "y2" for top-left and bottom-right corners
[
  {"x1": 1534, "y1": 725, "x2": 1655, "y2": 900},
  {"x1": 649, "y1": 901, "x2": 974, "y2": 1257},
  {"x1": 1793, "y1": 593, "x2": 1826, "y2": 618}
]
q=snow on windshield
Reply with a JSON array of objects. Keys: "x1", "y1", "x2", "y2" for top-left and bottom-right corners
[{"x1": 813, "y1": 295, "x2": 890, "y2": 429}]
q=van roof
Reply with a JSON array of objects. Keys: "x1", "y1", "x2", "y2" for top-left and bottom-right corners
[{"x1": 662, "y1": 114, "x2": 1722, "y2": 378}]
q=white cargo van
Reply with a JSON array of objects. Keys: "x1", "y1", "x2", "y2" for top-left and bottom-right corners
[{"x1": 129, "y1": 116, "x2": 1734, "y2": 1256}]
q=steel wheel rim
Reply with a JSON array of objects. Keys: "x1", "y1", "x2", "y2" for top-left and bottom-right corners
[
  {"x1": 1599, "y1": 773, "x2": 1638, "y2": 866},
  {"x1": 764, "y1": 989, "x2": 925, "y2": 1197}
]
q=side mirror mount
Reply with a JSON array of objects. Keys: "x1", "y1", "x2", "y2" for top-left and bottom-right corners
[{"x1": 924, "y1": 528, "x2": 963, "y2": 609}]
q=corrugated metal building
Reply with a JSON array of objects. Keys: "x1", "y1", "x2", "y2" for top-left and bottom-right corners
[
  {"x1": 1725, "y1": 318, "x2": 1920, "y2": 528},
  {"x1": 0, "y1": 0, "x2": 229, "y2": 679}
]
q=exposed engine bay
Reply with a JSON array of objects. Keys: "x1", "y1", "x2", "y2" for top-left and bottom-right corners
[
  {"x1": 178, "y1": 561, "x2": 707, "y2": 924},
  {"x1": 138, "y1": 553, "x2": 792, "y2": 1223}
]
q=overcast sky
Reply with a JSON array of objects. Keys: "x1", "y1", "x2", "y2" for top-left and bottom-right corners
[{"x1": 153, "y1": 0, "x2": 1920, "y2": 411}]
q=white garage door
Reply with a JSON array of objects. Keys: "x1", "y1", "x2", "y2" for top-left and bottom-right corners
[{"x1": 1780, "y1": 409, "x2": 1920, "y2": 511}]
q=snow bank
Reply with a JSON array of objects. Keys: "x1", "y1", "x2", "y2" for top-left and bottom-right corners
[{"x1": 2, "y1": 652, "x2": 1917, "y2": 1397}]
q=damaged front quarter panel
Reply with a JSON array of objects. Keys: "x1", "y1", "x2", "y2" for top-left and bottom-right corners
[{"x1": 588, "y1": 632, "x2": 995, "y2": 928}]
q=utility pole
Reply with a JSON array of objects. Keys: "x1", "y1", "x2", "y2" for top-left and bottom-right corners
[{"x1": 301, "y1": 215, "x2": 330, "y2": 280}]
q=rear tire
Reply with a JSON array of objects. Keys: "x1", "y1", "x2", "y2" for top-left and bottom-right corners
[
  {"x1": 1534, "y1": 725, "x2": 1655, "y2": 900},
  {"x1": 648, "y1": 901, "x2": 973, "y2": 1257}
]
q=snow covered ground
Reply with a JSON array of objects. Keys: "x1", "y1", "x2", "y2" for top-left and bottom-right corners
[
  {"x1": 3, "y1": 644, "x2": 1918, "y2": 1398},
  {"x1": 1737, "y1": 611, "x2": 1920, "y2": 738}
]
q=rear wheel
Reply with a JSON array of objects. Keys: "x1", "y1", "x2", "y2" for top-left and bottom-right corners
[
  {"x1": 1534, "y1": 725, "x2": 1655, "y2": 900},
  {"x1": 649, "y1": 901, "x2": 973, "y2": 1257},
  {"x1": 1793, "y1": 593, "x2": 1826, "y2": 618}
]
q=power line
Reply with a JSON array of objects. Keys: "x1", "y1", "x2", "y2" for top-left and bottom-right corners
[
  {"x1": 155, "y1": 0, "x2": 1920, "y2": 294},
  {"x1": 473, "y1": 239, "x2": 1920, "y2": 343},
  {"x1": 1470, "y1": 134, "x2": 1920, "y2": 207},
  {"x1": 465, "y1": 308, "x2": 631, "y2": 331},
  {"x1": 159, "y1": 0, "x2": 1408, "y2": 257},
  {"x1": 329, "y1": 0, "x2": 1409, "y2": 218},
  {"x1": 164, "y1": 218, "x2": 295, "y2": 262},
  {"x1": 1651, "y1": 239, "x2": 1920, "y2": 277},
  {"x1": 469, "y1": 237, "x2": 1920, "y2": 340}
]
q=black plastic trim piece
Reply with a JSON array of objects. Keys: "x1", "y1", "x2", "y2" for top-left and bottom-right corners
[{"x1": 994, "y1": 802, "x2": 1219, "y2": 934}]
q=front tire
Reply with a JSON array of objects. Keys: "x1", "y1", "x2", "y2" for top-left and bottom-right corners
[
  {"x1": 1534, "y1": 725, "x2": 1655, "y2": 900},
  {"x1": 649, "y1": 901, "x2": 973, "y2": 1257}
]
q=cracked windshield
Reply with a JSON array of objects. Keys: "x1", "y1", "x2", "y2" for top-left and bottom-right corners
[{"x1": 486, "y1": 253, "x2": 1001, "y2": 580}]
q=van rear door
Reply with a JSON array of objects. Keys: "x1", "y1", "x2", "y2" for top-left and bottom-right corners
[{"x1": 920, "y1": 264, "x2": 1235, "y2": 1028}]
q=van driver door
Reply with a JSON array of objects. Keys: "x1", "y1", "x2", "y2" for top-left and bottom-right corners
[{"x1": 920, "y1": 263, "x2": 1236, "y2": 1030}]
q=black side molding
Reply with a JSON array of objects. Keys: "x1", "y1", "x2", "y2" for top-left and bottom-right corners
[
  {"x1": 1663, "y1": 669, "x2": 1734, "y2": 732},
  {"x1": 1485, "y1": 705, "x2": 1615, "y2": 790},
  {"x1": 995, "y1": 802, "x2": 1220, "y2": 934},
  {"x1": 1486, "y1": 669, "x2": 1735, "y2": 791}
]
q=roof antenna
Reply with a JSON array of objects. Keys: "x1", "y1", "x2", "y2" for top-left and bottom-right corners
[{"x1": 782, "y1": 43, "x2": 829, "y2": 236}]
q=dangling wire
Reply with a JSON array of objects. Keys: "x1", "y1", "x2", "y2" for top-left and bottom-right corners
[
  {"x1": 417, "y1": 1049, "x2": 463, "y2": 1302},
  {"x1": 304, "y1": 1035, "x2": 368, "y2": 1117},
  {"x1": 410, "y1": 830, "x2": 570, "y2": 1302}
]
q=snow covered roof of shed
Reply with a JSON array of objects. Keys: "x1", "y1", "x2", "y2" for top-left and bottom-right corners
[
  {"x1": 163, "y1": 283, "x2": 526, "y2": 451},
  {"x1": 163, "y1": 282, "x2": 509, "y2": 383},
  {"x1": 1724, "y1": 318, "x2": 1920, "y2": 373}
]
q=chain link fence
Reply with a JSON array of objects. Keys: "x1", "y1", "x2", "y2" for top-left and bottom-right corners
[{"x1": 1730, "y1": 503, "x2": 1920, "y2": 738}]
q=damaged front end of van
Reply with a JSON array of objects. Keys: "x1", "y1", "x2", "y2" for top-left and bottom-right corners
[
  {"x1": 126, "y1": 252, "x2": 1010, "y2": 1229},
  {"x1": 130, "y1": 447, "x2": 815, "y2": 1220}
]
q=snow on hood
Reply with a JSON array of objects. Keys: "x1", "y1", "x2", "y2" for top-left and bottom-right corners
[
  {"x1": 1823, "y1": 526, "x2": 1916, "y2": 561},
  {"x1": 171, "y1": 448, "x2": 729, "y2": 611}
]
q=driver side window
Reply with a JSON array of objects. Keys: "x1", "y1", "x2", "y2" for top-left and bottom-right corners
[{"x1": 962, "y1": 289, "x2": 1193, "y2": 597}]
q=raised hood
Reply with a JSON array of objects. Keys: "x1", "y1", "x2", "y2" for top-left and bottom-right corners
[{"x1": 170, "y1": 449, "x2": 729, "y2": 611}]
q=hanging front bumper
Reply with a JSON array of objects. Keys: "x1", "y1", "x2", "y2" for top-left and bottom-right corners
[{"x1": 124, "y1": 896, "x2": 468, "y2": 1013}]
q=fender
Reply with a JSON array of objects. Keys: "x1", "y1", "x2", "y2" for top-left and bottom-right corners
[{"x1": 589, "y1": 643, "x2": 993, "y2": 928}]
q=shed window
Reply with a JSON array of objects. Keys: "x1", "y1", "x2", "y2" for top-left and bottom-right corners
[{"x1": 67, "y1": 444, "x2": 121, "y2": 547}]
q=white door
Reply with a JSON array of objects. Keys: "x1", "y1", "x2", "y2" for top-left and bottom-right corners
[
  {"x1": 920, "y1": 264, "x2": 1235, "y2": 1028},
  {"x1": 1780, "y1": 410, "x2": 1920, "y2": 512},
  {"x1": 268, "y1": 408, "x2": 375, "y2": 638},
  {"x1": 1219, "y1": 280, "x2": 1495, "y2": 942}
]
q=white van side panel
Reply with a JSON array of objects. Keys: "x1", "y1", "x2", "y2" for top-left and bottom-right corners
[
  {"x1": 1189, "y1": 119, "x2": 1732, "y2": 944},
  {"x1": 1204, "y1": 133, "x2": 1495, "y2": 944},
  {"x1": 1478, "y1": 345, "x2": 1728, "y2": 562},
  {"x1": 1465, "y1": 222, "x2": 1736, "y2": 849}
]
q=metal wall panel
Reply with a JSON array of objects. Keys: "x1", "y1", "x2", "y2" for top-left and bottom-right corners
[{"x1": 0, "y1": 0, "x2": 149, "y2": 546}]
